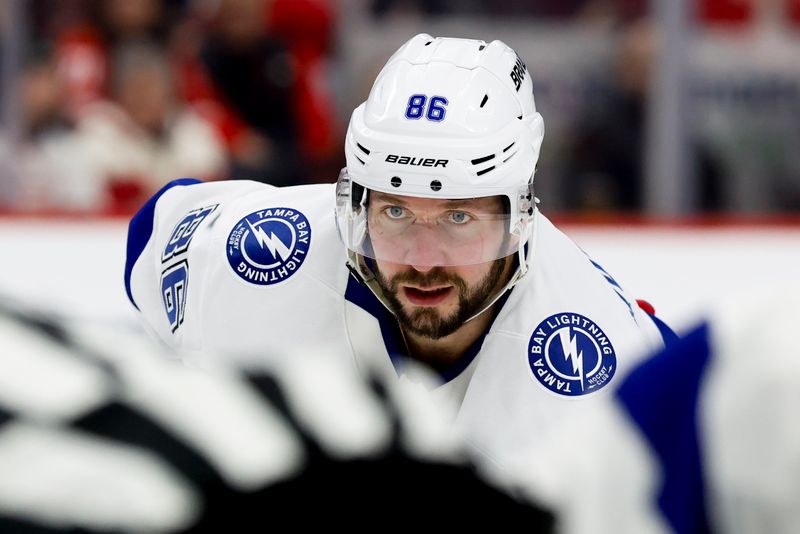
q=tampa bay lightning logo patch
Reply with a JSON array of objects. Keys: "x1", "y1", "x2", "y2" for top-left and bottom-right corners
[
  {"x1": 226, "y1": 207, "x2": 311, "y2": 285},
  {"x1": 528, "y1": 313, "x2": 616, "y2": 396}
]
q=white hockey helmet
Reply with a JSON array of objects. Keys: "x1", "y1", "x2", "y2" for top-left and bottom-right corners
[{"x1": 336, "y1": 34, "x2": 544, "y2": 280}]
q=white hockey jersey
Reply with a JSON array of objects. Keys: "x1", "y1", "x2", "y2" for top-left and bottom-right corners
[{"x1": 125, "y1": 178, "x2": 671, "y2": 471}]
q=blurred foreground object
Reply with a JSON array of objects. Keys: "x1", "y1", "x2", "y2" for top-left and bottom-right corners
[{"x1": 0, "y1": 299, "x2": 553, "y2": 532}]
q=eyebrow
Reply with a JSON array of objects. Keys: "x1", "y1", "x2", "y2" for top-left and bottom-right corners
[
  {"x1": 372, "y1": 193, "x2": 409, "y2": 206},
  {"x1": 443, "y1": 199, "x2": 483, "y2": 208},
  {"x1": 371, "y1": 193, "x2": 494, "y2": 209}
]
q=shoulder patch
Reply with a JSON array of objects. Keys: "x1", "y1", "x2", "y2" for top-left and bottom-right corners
[
  {"x1": 528, "y1": 313, "x2": 616, "y2": 396},
  {"x1": 226, "y1": 207, "x2": 312, "y2": 286}
]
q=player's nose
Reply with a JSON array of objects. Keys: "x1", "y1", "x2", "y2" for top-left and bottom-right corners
[
  {"x1": 410, "y1": 263, "x2": 435, "y2": 273},
  {"x1": 403, "y1": 226, "x2": 446, "y2": 269}
]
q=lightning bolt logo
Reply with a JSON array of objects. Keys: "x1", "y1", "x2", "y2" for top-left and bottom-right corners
[
  {"x1": 558, "y1": 327, "x2": 585, "y2": 391},
  {"x1": 247, "y1": 220, "x2": 292, "y2": 261},
  {"x1": 529, "y1": 313, "x2": 616, "y2": 397}
]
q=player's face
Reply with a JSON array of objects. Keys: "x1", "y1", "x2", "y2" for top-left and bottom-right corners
[{"x1": 369, "y1": 193, "x2": 512, "y2": 339}]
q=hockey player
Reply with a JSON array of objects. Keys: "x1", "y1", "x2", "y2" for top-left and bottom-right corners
[{"x1": 125, "y1": 34, "x2": 673, "y2": 470}]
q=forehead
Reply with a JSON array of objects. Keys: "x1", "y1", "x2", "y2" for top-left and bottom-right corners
[{"x1": 370, "y1": 191, "x2": 504, "y2": 211}]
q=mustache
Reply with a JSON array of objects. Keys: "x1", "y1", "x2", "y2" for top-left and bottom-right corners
[{"x1": 387, "y1": 267, "x2": 467, "y2": 292}]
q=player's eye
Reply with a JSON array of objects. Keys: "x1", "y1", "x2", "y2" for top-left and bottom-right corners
[
  {"x1": 447, "y1": 211, "x2": 472, "y2": 225},
  {"x1": 385, "y1": 205, "x2": 407, "y2": 219}
]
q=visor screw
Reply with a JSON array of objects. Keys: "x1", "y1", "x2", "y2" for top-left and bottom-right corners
[
  {"x1": 430, "y1": 180, "x2": 442, "y2": 192},
  {"x1": 390, "y1": 176, "x2": 402, "y2": 188}
]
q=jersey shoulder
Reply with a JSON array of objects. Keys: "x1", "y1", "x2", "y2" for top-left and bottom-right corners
[
  {"x1": 499, "y1": 212, "x2": 661, "y2": 342},
  {"x1": 477, "y1": 212, "x2": 666, "y2": 404},
  {"x1": 125, "y1": 179, "x2": 347, "y2": 352}
]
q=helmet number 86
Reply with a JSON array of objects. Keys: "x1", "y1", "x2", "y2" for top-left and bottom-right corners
[{"x1": 405, "y1": 94, "x2": 448, "y2": 122}]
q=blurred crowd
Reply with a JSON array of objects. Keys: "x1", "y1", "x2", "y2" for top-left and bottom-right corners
[
  {"x1": 0, "y1": 0, "x2": 798, "y2": 214},
  {"x1": 3, "y1": 0, "x2": 340, "y2": 212}
]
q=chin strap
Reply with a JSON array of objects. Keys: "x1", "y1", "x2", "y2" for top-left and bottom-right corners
[
  {"x1": 345, "y1": 248, "x2": 398, "y2": 317},
  {"x1": 462, "y1": 205, "x2": 539, "y2": 324},
  {"x1": 346, "y1": 208, "x2": 540, "y2": 324}
]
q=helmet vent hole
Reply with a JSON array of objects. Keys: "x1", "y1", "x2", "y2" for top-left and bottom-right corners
[
  {"x1": 356, "y1": 143, "x2": 371, "y2": 155},
  {"x1": 430, "y1": 180, "x2": 442, "y2": 192},
  {"x1": 471, "y1": 154, "x2": 495, "y2": 165},
  {"x1": 503, "y1": 142, "x2": 515, "y2": 152},
  {"x1": 355, "y1": 156, "x2": 365, "y2": 165},
  {"x1": 425, "y1": 41, "x2": 432, "y2": 46},
  {"x1": 390, "y1": 176, "x2": 402, "y2": 188},
  {"x1": 480, "y1": 94, "x2": 488, "y2": 108},
  {"x1": 478, "y1": 44, "x2": 485, "y2": 51},
  {"x1": 476, "y1": 166, "x2": 495, "y2": 177}
]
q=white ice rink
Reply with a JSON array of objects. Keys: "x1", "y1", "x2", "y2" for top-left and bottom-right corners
[{"x1": 1, "y1": 218, "x2": 798, "y2": 333}]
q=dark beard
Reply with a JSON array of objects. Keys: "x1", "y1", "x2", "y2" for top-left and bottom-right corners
[{"x1": 375, "y1": 259, "x2": 507, "y2": 340}]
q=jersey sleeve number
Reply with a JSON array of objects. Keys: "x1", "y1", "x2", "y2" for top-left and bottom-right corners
[
  {"x1": 161, "y1": 261, "x2": 188, "y2": 333},
  {"x1": 162, "y1": 205, "x2": 217, "y2": 262},
  {"x1": 160, "y1": 204, "x2": 217, "y2": 333}
]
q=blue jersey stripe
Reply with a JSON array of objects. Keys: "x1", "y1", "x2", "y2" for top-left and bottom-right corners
[
  {"x1": 587, "y1": 256, "x2": 635, "y2": 320},
  {"x1": 589, "y1": 258, "x2": 622, "y2": 290},
  {"x1": 124, "y1": 178, "x2": 202, "y2": 310},
  {"x1": 616, "y1": 323, "x2": 713, "y2": 534}
]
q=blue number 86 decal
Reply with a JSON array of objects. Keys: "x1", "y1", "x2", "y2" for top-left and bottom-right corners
[{"x1": 404, "y1": 94, "x2": 448, "y2": 122}]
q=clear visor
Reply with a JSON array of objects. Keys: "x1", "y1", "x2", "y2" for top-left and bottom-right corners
[{"x1": 336, "y1": 170, "x2": 530, "y2": 267}]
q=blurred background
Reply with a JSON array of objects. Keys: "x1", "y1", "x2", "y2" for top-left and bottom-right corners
[{"x1": 0, "y1": 0, "x2": 798, "y2": 329}]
